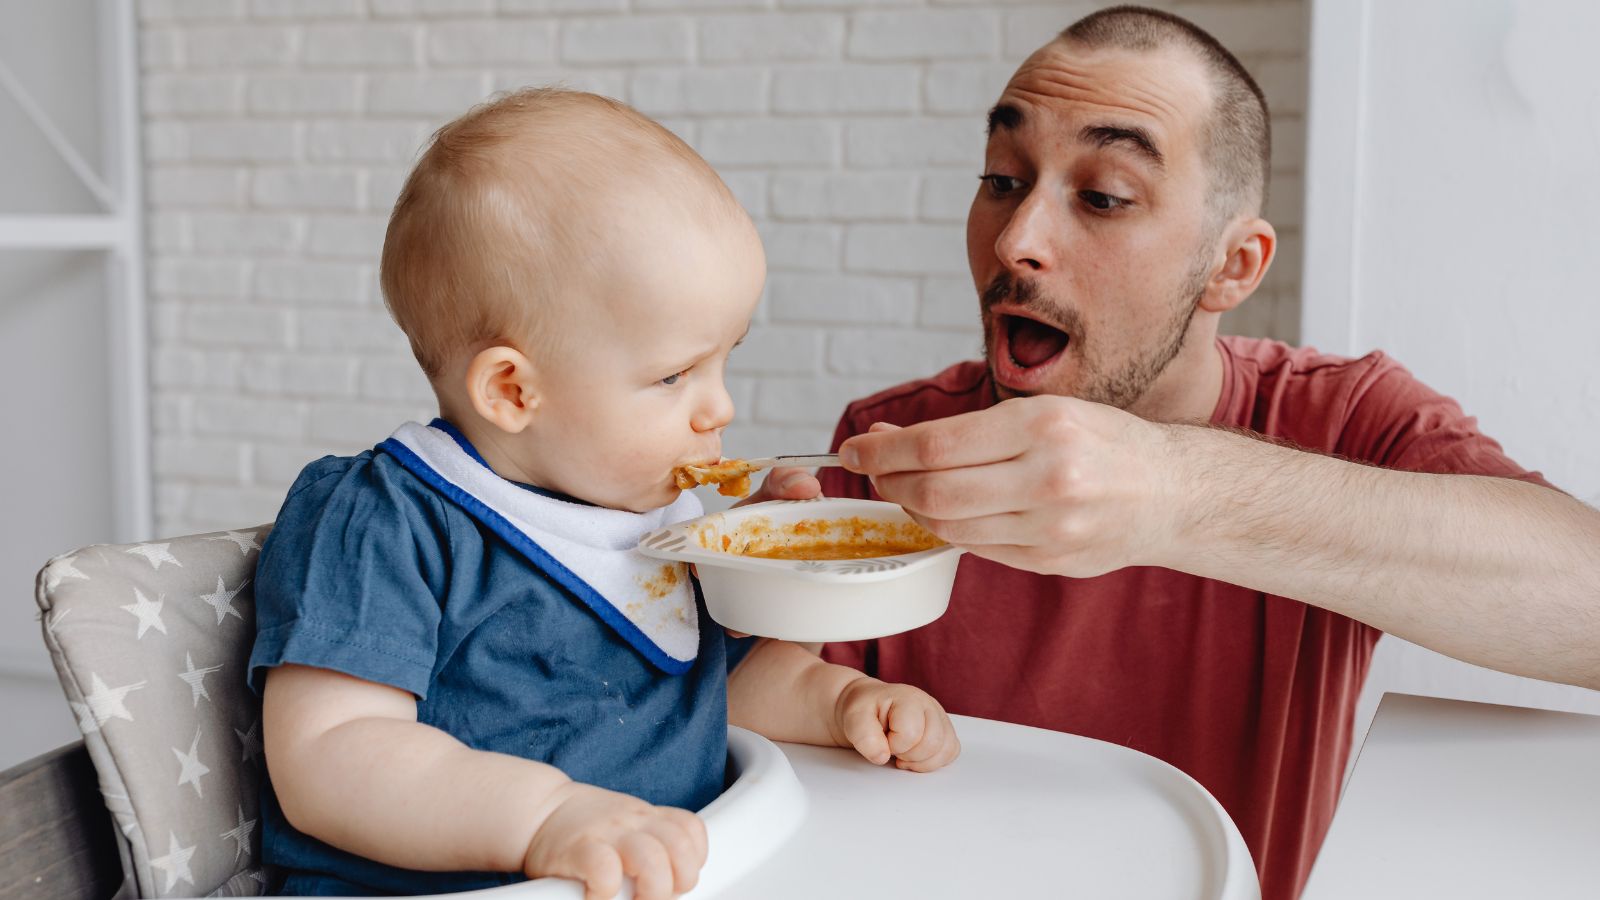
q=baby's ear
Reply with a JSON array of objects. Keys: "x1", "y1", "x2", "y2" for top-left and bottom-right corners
[{"x1": 464, "y1": 345, "x2": 540, "y2": 434}]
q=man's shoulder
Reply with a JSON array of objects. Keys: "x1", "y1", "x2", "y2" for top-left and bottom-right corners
[
  {"x1": 1219, "y1": 336, "x2": 1410, "y2": 422},
  {"x1": 1221, "y1": 335, "x2": 1398, "y2": 382},
  {"x1": 839, "y1": 360, "x2": 992, "y2": 427}
]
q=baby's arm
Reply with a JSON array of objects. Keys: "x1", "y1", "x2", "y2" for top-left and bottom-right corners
[
  {"x1": 727, "y1": 640, "x2": 960, "y2": 772},
  {"x1": 264, "y1": 664, "x2": 706, "y2": 900}
]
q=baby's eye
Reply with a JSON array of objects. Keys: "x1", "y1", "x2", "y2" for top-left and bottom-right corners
[{"x1": 661, "y1": 371, "x2": 685, "y2": 386}]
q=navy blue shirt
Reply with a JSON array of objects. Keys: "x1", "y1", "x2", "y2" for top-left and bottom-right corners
[{"x1": 249, "y1": 447, "x2": 744, "y2": 895}]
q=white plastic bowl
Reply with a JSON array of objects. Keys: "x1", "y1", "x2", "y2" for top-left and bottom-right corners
[{"x1": 635, "y1": 498, "x2": 963, "y2": 642}]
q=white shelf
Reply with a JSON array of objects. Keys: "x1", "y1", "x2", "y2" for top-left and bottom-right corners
[{"x1": 0, "y1": 214, "x2": 127, "y2": 250}]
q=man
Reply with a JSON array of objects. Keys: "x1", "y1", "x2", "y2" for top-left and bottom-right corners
[{"x1": 751, "y1": 6, "x2": 1600, "y2": 900}]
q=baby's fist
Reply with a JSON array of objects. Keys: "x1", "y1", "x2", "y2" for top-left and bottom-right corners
[
  {"x1": 523, "y1": 783, "x2": 707, "y2": 900},
  {"x1": 834, "y1": 677, "x2": 960, "y2": 773}
]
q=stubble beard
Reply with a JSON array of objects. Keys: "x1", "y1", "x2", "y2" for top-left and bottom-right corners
[{"x1": 982, "y1": 250, "x2": 1210, "y2": 409}]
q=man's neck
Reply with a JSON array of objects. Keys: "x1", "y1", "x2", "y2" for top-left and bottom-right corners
[{"x1": 1126, "y1": 328, "x2": 1226, "y2": 425}]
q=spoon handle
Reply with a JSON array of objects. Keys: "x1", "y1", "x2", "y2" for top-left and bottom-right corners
[{"x1": 767, "y1": 454, "x2": 841, "y2": 468}]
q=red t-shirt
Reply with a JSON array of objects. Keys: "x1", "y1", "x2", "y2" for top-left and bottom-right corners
[{"x1": 819, "y1": 337, "x2": 1550, "y2": 900}]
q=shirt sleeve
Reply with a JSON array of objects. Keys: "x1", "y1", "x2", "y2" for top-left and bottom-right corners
[
  {"x1": 248, "y1": 454, "x2": 450, "y2": 699},
  {"x1": 1339, "y1": 355, "x2": 1555, "y2": 488}
]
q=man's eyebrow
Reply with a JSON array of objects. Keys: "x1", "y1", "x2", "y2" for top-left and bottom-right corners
[
  {"x1": 1079, "y1": 124, "x2": 1165, "y2": 169},
  {"x1": 986, "y1": 103, "x2": 1023, "y2": 135}
]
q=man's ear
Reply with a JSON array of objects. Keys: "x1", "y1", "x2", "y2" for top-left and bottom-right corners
[
  {"x1": 463, "y1": 345, "x2": 541, "y2": 434},
  {"x1": 1197, "y1": 216, "x2": 1276, "y2": 314}
]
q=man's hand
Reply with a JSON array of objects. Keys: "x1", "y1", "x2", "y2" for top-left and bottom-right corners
[
  {"x1": 839, "y1": 396, "x2": 1185, "y2": 577},
  {"x1": 523, "y1": 783, "x2": 708, "y2": 900},
  {"x1": 733, "y1": 465, "x2": 823, "y2": 507},
  {"x1": 831, "y1": 676, "x2": 961, "y2": 773}
]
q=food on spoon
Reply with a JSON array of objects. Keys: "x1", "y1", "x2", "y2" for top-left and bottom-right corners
[{"x1": 673, "y1": 458, "x2": 762, "y2": 497}]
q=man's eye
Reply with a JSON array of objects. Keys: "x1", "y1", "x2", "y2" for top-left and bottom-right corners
[
  {"x1": 661, "y1": 371, "x2": 685, "y2": 386},
  {"x1": 978, "y1": 174, "x2": 1024, "y2": 197},
  {"x1": 1080, "y1": 190, "x2": 1129, "y2": 212}
]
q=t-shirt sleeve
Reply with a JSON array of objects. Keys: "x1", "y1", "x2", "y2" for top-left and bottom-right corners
[
  {"x1": 1339, "y1": 355, "x2": 1554, "y2": 488},
  {"x1": 248, "y1": 455, "x2": 449, "y2": 699}
]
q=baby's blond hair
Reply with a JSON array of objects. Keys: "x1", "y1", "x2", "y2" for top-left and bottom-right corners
[{"x1": 380, "y1": 88, "x2": 742, "y2": 379}]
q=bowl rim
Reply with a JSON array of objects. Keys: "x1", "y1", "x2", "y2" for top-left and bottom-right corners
[{"x1": 635, "y1": 498, "x2": 963, "y2": 583}]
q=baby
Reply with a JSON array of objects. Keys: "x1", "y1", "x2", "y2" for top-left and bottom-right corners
[{"x1": 249, "y1": 89, "x2": 959, "y2": 899}]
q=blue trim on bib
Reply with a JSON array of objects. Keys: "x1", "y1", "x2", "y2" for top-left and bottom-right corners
[
  {"x1": 429, "y1": 418, "x2": 491, "y2": 469},
  {"x1": 378, "y1": 437, "x2": 694, "y2": 676}
]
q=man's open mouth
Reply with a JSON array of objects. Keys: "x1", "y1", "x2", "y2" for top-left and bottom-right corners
[{"x1": 1001, "y1": 314, "x2": 1070, "y2": 370}]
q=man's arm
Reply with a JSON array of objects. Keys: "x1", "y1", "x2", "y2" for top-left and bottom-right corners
[{"x1": 840, "y1": 396, "x2": 1600, "y2": 690}]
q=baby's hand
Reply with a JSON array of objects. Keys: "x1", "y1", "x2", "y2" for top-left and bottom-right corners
[
  {"x1": 833, "y1": 677, "x2": 961, "y2": 773},
  {"x1": 523, "y1": 783, "x2": 708, "y2": 900}
]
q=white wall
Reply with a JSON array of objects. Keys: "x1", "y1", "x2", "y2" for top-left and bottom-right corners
[
  {"x1": 0, "y1": 0, "x2": 120, "y2": 769},
  {"x1": 1303, "y1": 0, "x2": 1600, "y2": 754},
  {"x1": 134, "y1": 0, "x2": 1310, "y2": 536}
]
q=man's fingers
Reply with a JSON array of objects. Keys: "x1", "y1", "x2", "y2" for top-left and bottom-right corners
[
  {"x1": 840, "y1": 406, "x2": 1032, "y2": 476},
  {"x1": 871, "y1": 458, "x2": 1038, "y2": 520},
  {"x1": 735, "y1": 466, "x2": 823, "y2": 508},
  {"x1": 905, "y1": 509, "x2": 1035, "y2": 548},
  {"x1": 572, "y1": 840, "x2": 623, "y2": 900},
  {"x1": 618, "y1": 832, "x2": 674, "y2": 900}
]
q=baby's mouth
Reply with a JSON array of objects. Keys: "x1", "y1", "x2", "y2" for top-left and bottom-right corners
[{"x1": 1002, "y1": 314, "x2": 1070, "y2": 369}]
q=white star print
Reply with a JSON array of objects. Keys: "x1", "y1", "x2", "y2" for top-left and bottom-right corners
[
  {"x1": 149, "y1": 831, "x2": 196, "y2": 893},
  {"x1": 42, "y1": 555, "x2": 90, "y2": 591},
  {"x1": 173, "y1": 728, "x2": 210, "y2": 798},
  {"x1": 197, "y1": 575, "x2": 248, "y2": 625},
  {"x1": 206, "y1": 529, "x2": 263, "y2": 555},
  {"x1": 177, "y1": 652, "x2": 223, "y2": 706},
  {"x1": 220, "y1": 806, "x2": 257, "y2": 863},
  {"x1": 235, "y1": 719, "x2": 264, "y2": 765},
  {"x1": 80, "y1": 673, "x2": 145, "y2": 727},
  {"x1": 125, "y1": 542, "x2": 182, "y2": 570},
  {"x1": 120, "y1": 588, "x2": 167, "y2": 639}
]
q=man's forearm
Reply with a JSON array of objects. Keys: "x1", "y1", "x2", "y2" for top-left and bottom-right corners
[
  {"x1": 1162, "y1": 424, "x2": 1600, "y2": 688},
  {"x1": 728, "y1": 639, "x2": 862, "y2": 746},
  {"x1": 276, "y1": 717, "x2": 569, "y2": 874}
]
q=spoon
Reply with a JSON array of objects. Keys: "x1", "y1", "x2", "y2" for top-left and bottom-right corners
[{"x1": 676, "y1": 454, "x2": 840, "y2": 497}]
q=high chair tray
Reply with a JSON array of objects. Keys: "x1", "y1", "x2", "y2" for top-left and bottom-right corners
[{"x1": 255, "y1": 715, "x2": 1258, "y2": 899}]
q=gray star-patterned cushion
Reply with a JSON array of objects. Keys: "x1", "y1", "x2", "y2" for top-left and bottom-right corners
[{"x1": 35, "y1": 526, "x2": 277, "y2": 898}]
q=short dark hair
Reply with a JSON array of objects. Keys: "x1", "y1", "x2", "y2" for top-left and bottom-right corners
[{"x1": 1060, "y1": 5, "x2": 1271, "y2": 218}]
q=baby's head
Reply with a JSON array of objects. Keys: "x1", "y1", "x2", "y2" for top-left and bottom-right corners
[{"x1": 380, "y1": 89, "x2": 764, "y2": 512}]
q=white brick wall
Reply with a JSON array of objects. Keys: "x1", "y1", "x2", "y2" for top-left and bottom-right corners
[{"x1": 140, "y1": 0, "x2": 1308, "y2": 532}]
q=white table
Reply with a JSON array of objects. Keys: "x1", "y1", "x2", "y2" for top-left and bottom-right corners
[{"x1": 1302, "y1": 693, "x2": 1600, "y2": 899}]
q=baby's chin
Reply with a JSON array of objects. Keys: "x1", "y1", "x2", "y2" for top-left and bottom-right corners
[{"x1": 605, "y1": 482, "x2": 683, "y2": 514}]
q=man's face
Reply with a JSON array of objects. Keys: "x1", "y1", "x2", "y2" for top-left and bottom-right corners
[{"x1": 968, "y1": 41, "x2": 1220, "y2": 408}]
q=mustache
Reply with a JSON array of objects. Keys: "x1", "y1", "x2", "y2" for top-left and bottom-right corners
[
  {"x1": 981, "y1": 272, "x2": 1083, "y2": 336},
  {"x1": 981, "y1": 272, "x2": 1041, "y2": 309}
]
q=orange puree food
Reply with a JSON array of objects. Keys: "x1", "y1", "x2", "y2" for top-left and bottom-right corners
[
  {"x1": 703, "y1": 515, "x2": 944, "y2": 561},
  {"x1": 673, "y1": 459, "x2": 760, "y2": 497}
]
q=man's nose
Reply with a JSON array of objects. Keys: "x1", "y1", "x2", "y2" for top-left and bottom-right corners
[
  {"x1": 994, "y1": 191, "x2": 1057, "y2": 274},
  {"x1": 691, "y1": 381, "x2": 736, "y2": 433}
]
